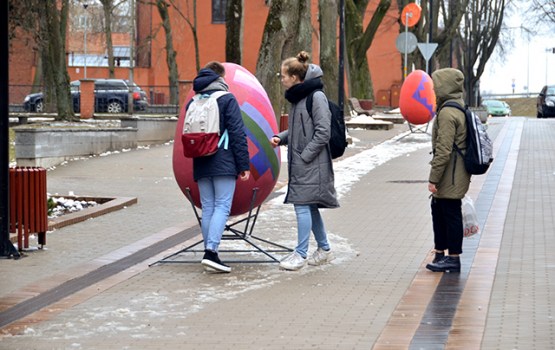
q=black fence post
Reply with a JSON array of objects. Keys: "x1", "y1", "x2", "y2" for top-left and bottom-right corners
[{"x1": 0, "y1": 1, "x2": 20, "y2": 258}]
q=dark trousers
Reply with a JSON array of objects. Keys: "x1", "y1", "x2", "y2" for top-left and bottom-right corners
[{"x1": 431, "y1": 197, "x2": 463, "y2": 255}]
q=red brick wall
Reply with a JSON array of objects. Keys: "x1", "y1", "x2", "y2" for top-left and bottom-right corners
[
  {"x1": 10, "y1": 1, "x2": 403, "y2": 105},
  {"x1": 79, "y1": 79, "x2": 95, "y2": 119}
]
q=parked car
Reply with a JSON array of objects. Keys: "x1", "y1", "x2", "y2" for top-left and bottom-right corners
[
  {"x1": 537, "y1": 85, "x2": 555, "y2": 118},
  {"x1": 23, "y1": 79, "x2": 149, "y2": 113},
  {"x1": 481, "y1": 99, "x2": 511, "y2": 117}
]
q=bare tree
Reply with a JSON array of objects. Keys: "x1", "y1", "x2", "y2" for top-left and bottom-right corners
[
  {"x1": 168, "y1": 0, "x2": 200, "y2": 72},
  {"x1": 319, "y1": 0, "x2": 339, "y2": 103},
  {"x1": 226, "y1": 0, "x2": 243, "y2": 64},
  {"x1": 529, "y1": 0, "x2": 555, "y2": 26},
  {"x1": 345, "y1": 0, "x2": 391, "y2": 100},
  {"x1": 395, "y1": 0, "x2": 471, "y2": 75},
  {"x1": 396, "y1": 0, "x2": 506, "y2": 106},
  {"x1": 458, "y1": 0, "x2": 506, "y2": 106},
  {"x1": 40, "y1": 0, "x2": 75, "y2": 120},
  {"x1": 99, "y1": 0, "x2": 116, "y2": 78},
  {"x1": 255, "y1": 0, "x2": 311, "y2": 118},
  {"x1": 9, "y1": 0, "x2": 43, "y2": 92},
  {"x1": 156, "y1": 0, "x2": 179, "y2": 104}
]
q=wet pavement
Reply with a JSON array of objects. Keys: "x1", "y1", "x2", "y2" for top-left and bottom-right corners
[{"x1": 0, "y1": 116, "x2": 554, "y2": 349}]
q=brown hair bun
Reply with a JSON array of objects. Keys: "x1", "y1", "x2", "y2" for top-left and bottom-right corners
[{"x1": 296, "y1": 51, "x2": 310, "y2": 64}]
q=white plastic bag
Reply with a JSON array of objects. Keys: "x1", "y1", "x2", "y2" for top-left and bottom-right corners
[{"x1": 462, "y1": 195, "x2": 480, "y2": 238}]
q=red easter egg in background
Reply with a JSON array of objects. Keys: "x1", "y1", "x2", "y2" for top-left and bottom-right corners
[
  {"x1": 399, "y1": 70, "x2": 436, "y2": 125},
  {"x1": 172, "y1": 63, "x2": 281, "y2": 216}
]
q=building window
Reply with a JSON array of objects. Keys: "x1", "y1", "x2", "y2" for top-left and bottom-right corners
[{"x1": 212, "y1": 0, "x2": 227, "y2": 24}]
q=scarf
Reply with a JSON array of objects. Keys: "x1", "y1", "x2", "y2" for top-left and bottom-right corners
[{"x1": 285, "y1": 78, "x2": 324, "y2": 104}]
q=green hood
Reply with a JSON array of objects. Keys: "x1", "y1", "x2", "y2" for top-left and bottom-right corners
[{"x1": 432, "y1": 68, "x2": 465, "y2": 107}]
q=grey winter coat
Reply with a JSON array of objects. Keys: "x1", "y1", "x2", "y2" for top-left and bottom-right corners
[
  {"x1": 429, "y1": 68, "x2": 471, "y2": 199},
  {"x1": 276, "y1": 64, "x2": 339, "y2": 208}
]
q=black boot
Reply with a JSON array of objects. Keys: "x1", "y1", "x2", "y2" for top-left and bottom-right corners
[
  {"x1": 433, "y1": 251, "x2": 445, "y2": 263},
  {"x1": 426, "y1": 256, "x2": 460, "y2": 273}
]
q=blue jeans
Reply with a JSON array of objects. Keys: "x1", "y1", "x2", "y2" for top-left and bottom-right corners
[
  {"x1": 294, "y1": 204, "x2": 330, "y2": 258},
  {"x1": 197, "y1": 176, "x2": 236, "y2": 252}
]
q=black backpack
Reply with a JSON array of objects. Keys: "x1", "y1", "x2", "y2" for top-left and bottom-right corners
[
  {"x1": 306, "y1": 90, "x2": 348, "y2": 159},
  {"x1": 441, "y1": 102, "x2": 493, "y2": 175}
]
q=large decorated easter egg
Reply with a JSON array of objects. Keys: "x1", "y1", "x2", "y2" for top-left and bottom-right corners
[
  {"x1": 399, "y1": 70, "x2": 436, "y2": 125},
  {"x1": 172, "y1": 63, "x2": 281, "y2": 216}
]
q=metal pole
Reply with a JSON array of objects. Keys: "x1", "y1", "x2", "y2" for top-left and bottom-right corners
[
  {"x1": 428, "y1": 0, "x2": 433, "y2": 74},
  {"x1": 338, "y1": 0, "x2": 345, "y2": 115},
  {"x1": 128, "y1": 0, "x2": 135, "y2": 114},
  {"x1": 546, "y1": 48, "x2": 550, "y2": 87},
  {"x1": 83, "y1": 3, "x2": 88, "y2": 79},
  {"x1": 526, "y1": 37, "x2": 529, "y2": 95},
  {"x1": 404, "y1": 14, "x2": 408, "y2": 79},
  {"x1": 0, "y1": 1, "x2": 20, "y2": 258}
]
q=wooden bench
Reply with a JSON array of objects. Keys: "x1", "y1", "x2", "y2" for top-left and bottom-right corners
[{"x1": 348, "y1": 97, "x2": 375, "y2": 116}]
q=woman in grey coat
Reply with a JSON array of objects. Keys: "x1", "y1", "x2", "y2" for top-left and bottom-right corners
[{"x1": 270, "y1": 51, "x2": 339, "y2": 271}]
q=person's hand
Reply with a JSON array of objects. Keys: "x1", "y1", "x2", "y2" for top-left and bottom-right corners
[
  {"x1": 270, "y1": 136, "x2": 280, "y2": 148},
  {"x1": 239, "y1": 170, "x2": 250, "y2": 181},
  {"x1": 428, "y1": 183, "x2": 437, "y2": 193}
]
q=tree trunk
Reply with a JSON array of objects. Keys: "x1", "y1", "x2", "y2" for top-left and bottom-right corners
[
  {"x1": 256, "y1": 0, "x2": 311, "y2": 119},
  {"x1": 396, "y1": 0, "x2": 469, "y2": 73},
  {"x1": 156, "y1": 0, "x2": 179, "y2": 104},
  {"x1": 345, "y1": 0, "x2": 391, "y2": 100},
  {"x1": 100, "y1": 0, "x2": 115, "y2": 78},
  {"x1": 319, "y1": 0, "x2": 339, "y2": 103},
  {"x1": 225, "y1": 0, "x2": 243, "y2": 64},
  {"x1": 167, "y1": 0, "x2": 201, "y2": 72},
  {"x1": 42, "y1": 0, "x2": 74, "y2": 120}
]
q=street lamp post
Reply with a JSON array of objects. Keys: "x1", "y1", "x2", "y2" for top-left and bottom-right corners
[
  {"x1": 546, "y1": 48, "x2": 552, "y2": 87},
  {"x1": 83, "y1": 3, "x2": 88, "y2": 79}
]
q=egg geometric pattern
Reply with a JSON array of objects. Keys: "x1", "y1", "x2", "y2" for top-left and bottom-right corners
[
  {"x1": 172, "y1": 63, "x2": 281, "y2": 216},
  {"x1": 399, "y1": 69, "x2": 437, "y2": 125}
]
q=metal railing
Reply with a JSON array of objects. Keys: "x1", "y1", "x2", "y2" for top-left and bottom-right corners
[{"x1": 8, "y1": 82, "x2": 192, "y2": 116}]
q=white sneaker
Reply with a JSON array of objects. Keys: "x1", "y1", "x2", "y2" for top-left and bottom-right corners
[
  {"x1": 279, "y1": 251, "x2": 307, "y2": 271},
  {"x1": 308, "y1": 248, "x2": 335, "y2": 266}
]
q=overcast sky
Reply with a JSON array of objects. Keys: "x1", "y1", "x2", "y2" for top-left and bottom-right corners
[{"x1": 480, "y1": 7, "x2": 555, "y2": 95}]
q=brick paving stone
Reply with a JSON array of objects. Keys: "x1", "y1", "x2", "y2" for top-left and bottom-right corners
[{"x1": 1, "y1": 118, "x2": 554, "y2": 349}]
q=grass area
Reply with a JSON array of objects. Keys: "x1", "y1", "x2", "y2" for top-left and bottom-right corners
[
  {"x1": 501, "y1": 97, "x2": 536, "y2": 117},
  {"x1": 9, "y1": 128, "x2": 15, "y2": 163}
]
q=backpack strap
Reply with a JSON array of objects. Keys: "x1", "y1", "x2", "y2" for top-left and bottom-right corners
[
  {"x1": 439, "y1": 101, "x2": 467, "y2": 156},
  {"x1": 209, "y1": 90, "x2": 230, "y2": 99},
  {"x1": 218, "y1": 129, "x2": 229, "y2": 150},
  {"x1": 441, "y1": 101, "x2": 465, "y2": 114},
  {"x1": 306, "y1": 89, "x2": 325, "y2": 119},
  {"x1": 209, "y1": 90, "x2": 230, "y2": 150}
]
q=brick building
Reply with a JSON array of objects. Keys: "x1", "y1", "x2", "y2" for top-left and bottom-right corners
[{"x1": 9, "y1": 0, "x2": 403, "y2": 107}]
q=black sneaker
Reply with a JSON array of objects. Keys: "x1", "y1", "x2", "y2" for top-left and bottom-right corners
[
  {"x1": 201, "y1": 250, "x2": 231, "y2": 273},
  {"x1": 426, "y1": 256, "x2": 461, "y2": 273}
]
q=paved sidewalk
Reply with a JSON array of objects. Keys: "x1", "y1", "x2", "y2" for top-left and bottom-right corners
[{"x1": 0, "y1": 117, "x2": 554, "y2": 349}]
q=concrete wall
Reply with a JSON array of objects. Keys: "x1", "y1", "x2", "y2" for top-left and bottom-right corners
[
  {"x1": 15, "y1": 118, "x2": 178, "y2": 168},
  {"x1": 121, "y1": 117, "x2": 178, "y2": 146}
]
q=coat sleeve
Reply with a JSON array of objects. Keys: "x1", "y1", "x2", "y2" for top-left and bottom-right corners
[
  {"x1": 222, "y1": 95, "x2": 251, "y2": 173},
  {"x1": 275, "y1": 130, "x2": 289, "y2": 145},
  {"x1": 300, "y1": 91, "x2": 331, "y2": 163},
  {"x1": 429, "y1": 110, "x2": 458, "y2": 184}
]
